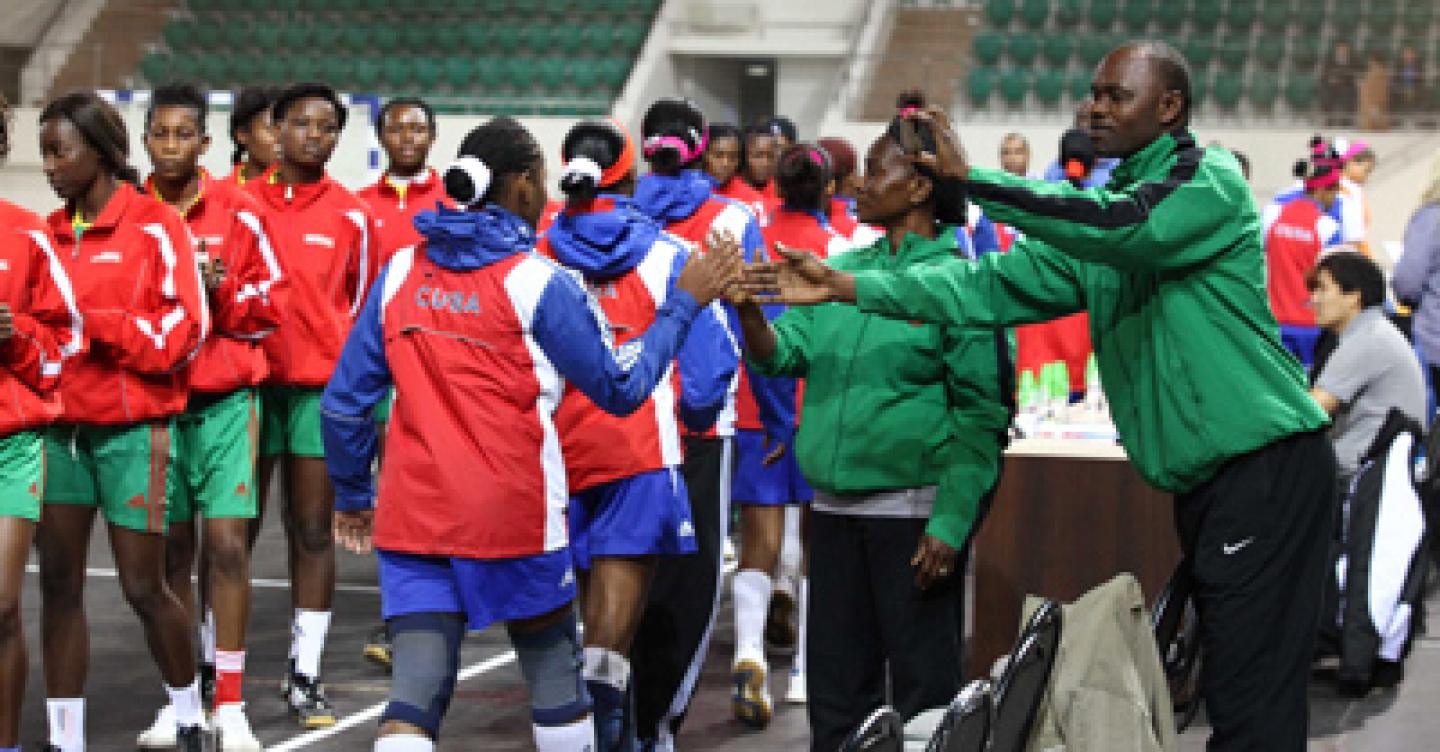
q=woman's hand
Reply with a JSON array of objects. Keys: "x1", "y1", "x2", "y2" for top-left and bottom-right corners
[
  {"x1": 333, "y1": 509, "x2": 374, "y2": 555},
  {"x1": 903, "y1": 106, "x2": 970, "y2": 181},
  {"x1": 741, "y1": 244, "x2": 855, "y2": 305},
  {"x1": 911, "y1": 533, "x2": 958, "y2": 589}
]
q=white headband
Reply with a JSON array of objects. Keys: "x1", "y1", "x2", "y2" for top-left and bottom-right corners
[
  {"x1": 561, "y1": 156, "x2": 603, "y2": 186},
  {"x1": 448, "y1": 155, "x2": 492, "y2": 207}
]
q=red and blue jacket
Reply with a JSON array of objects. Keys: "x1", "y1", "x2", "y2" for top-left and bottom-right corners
[
  {"x1": 320, "y1": 205, "x2": 705, "y2": 560},
  {"x1": 634, "y1": 169, "x2": 793, "y2": 442},
  {"x1": 539, "y1": 195, "x2": 737, "y2": 491},
  {"x1": 356, "y1": 167, "x2": 455, "y2": 265},
  {"x1": 1262, "y1": 194, "x2": 1341, "y2": 327}
]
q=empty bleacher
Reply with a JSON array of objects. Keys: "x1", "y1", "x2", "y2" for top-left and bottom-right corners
[{"x1": 137, "y1": 0, "x2": 662, "y2": 116}]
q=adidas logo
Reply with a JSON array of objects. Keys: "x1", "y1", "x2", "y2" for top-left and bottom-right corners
[{"x1": 678, "y1": 520, "x2": 695, "y2": 538}]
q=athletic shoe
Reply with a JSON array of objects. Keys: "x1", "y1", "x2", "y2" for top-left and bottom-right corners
[
  {"x1": 363, "y1": 624, "x2": 392, "y2": 670},
  {"x1": 199, "y1": 662, "x2": 216, "y2": 711},
  {"x1": 285, "y1": 672, "x2": 338, "y2": 728},
  {"x1": 722, "y1": 536, "x2": 738, "y2": 576},
  {"x1": 136, "y1": 704, "x2": 178, "y2": 748},
  {"x1": 175, "y1": 723, "x2": 212, "y2": 751},
  {"x1": 784, "y1": 668, "x2": 807, "y2": 705},
  {"x1": 212, "y1": 702, "x2": 263, "y2": 751},
  {"x1": 765, "y1": 591, "x2": 797, "y2": 651},
  {"x1": 731, "y1": 658, "x2": 773, "y2": 728}
]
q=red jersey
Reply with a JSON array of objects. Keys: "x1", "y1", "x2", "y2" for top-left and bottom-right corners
[
  {"x1": 251, "y1": 169, "x2": 379, "y2": 387},
  {"x1": 1263, "y1": 197, "x2": 1338, "y2": 327},
  {"x1": 0, "y1": 201, "x2": 84, "y2": 435},
  {"x1": 716, "y1": 176, "x2": 766, "y2": 221},
  {"x1": 356, "y1": 168, "x2": 453, "y2": 265},
  {"x1": 45, "y1": 183, "x2": 208, "y2": 424},
  {"x1": 149, "y1": 171, "x2": 285, "y2": 394}
]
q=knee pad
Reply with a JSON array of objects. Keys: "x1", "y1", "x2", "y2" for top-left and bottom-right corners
[
  {"x1": 380, "y1": 612, "x2": 465, "y2": 737},
  {"x1": 508, "y1": 611, "x2": 592, "y2": 726}
]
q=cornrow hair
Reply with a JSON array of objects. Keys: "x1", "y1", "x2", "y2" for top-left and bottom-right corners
[
  {"x1": 147, "y1": 81, "x2": 209, "y2": 133},
  {"x1": 775, "y1": 143, "x2": 832, "y2": 213},
  {"x1": 40, "y1": 90, "x2": 142, "y2": 188},
  {"x1": 559, "y1": 119, "x2": 628, "y2": 201},
  {"x1": 641, "y1": 97, "x2": 705, "y2": 174},
  {"x1": 230, "y1": 85, "x2": 279, "y2": 165},
  {"x1": 444, "y1": 116, "x2": 542, "y2": 207}
]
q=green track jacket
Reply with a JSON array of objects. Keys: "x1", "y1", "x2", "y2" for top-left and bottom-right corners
[
  {"x1": 754, "y1": 230, "x2": 1013, "y2": 549},
  {"x1": 852, "y1": 128, "x2": 1329, "y2": 493}
]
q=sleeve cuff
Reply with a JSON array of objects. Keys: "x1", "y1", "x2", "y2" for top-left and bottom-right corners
[
  {"x1": 334, "y1": 488, "x2": 375, "y2": 513},
  {"x1": 663, "y1": 288, "x2": 701, "y2": 323},
  {"x1": 924, "y1": 510, "x2": 972, "y2": 551}
]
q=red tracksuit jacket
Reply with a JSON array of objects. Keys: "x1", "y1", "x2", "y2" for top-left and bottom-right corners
[
  {"x1": 1263, "y1": 197, "x2": 1338, "y2": 327},
  {"x1": 150, "y1": 171, "x2": 285, "y2": 394},
  {"x1": 45, "y1": 183, "x2": 207, "y2": 424},
  {"x1": 251, "y1": 169, "x2": 378, "y2": 387},
  {"x1": 0, "y1": 201, "x2": 84, "y2": 435},
  {"x1": 356, "y1": 168, "x2": 454, "y2": 265}
]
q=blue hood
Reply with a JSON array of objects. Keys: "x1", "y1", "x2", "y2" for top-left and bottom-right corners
[
  {"x1": 633, "y1": 170, "x2": 714, "y2": 224},
  {"x1": 547, "y1": 196, "x2": 661, "y2": 280},
  {"x1": 413, "y1": 205, "x2": 535, "y2": 271}
]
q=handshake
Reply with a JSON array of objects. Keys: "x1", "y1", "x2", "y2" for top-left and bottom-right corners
[{"x1": 671, "y1": 230, "x2": 854, "y2": 308}]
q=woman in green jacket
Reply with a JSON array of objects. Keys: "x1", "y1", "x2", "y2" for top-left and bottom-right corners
[{"x1": 727, "y1": 106, "x2": 1013, "y2": 752}]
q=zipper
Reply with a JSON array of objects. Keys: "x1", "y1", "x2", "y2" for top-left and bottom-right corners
[{"x1": 400, "y1": 324, "x2": 493, "y2": 349}]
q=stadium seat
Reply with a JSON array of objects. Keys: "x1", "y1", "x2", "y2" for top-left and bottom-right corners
[
  {"x1": 999, "y1": 69, "x2": 1029, "y2": 106},
  {"x1": 582, "y1": 24, "x2": 615, "y2": 54},
  {"x1": 1247, "y1": 71, "x2": 1278, "y2": 109},
  {"x1": 1055, "y1": 0, "x2": 1083, "y2": 26},
  {"x1": 1088, "y1": 0, "x2": 1117, "y2": 29},
  {"x1": 163, "y1": 21, "x2": 196, "y2": 51},
  {"x1": 313, "y1": 25, "x2": 342, "y2": 50},
  {"x1": 570, "y1": 59, "x2": 600, "y2": 91},
  {"x1": 1189, "y1": 73, "x2": 1207, "y2": 106},
  {"x1": 1042, "y1": 35, "x2": 1072, "y2": 67},
  {"x1": 1284, "y1": 73, "x2": 1316, "y2": 111},
  {"x1": 370, "y1": 24, "x2": 400, "y2": 53},
  {"x1": 1224, "y1": 1, "x2": 1257, "y2": 30},
  {"x1": 1216, "y1": 40, "x2": 1248, "y2": 71},
  {"x1": 601, "y1": 57, "x2": 631, "y2": 89},
  {"x1": 1156, "y1": 2, "x2": 1185, "y2": 32},
  {"x1": 1019, "y1": 0, "x2": 1049, "y2": 29},
  {"x1": 1403, "y1": 4, "x2": 1433, "y2": 28},
  {"x1": 278, "y1": 24, "x2": 310, "y2": 49},
  {"x1": 383, "y1": 59, "x2": 416, "y2": 88},
  {"x1": 441, "y1": 57, "x2": 471, "y2": 89},
  {"x1": 616, "y1": 23, "x2": 649, "y2": 52},
  {"x1": 974, "y1": 31, "x2": 1004, "y2": 66},
  {"x1": 1290, "y1": 37, "x2": 1321, "y2": 70},
  {"x1": 140, "y1": 51, "x2": 171, "y2": 84},
  {"x1": 320, "y1": 57, "x2": 352, "y2": 88},
  {"x1": 194, "y1": 23, "x2": 223, "y2": 51},
  {"x1": 1007, "y1": 32, "x2": 1040, "y2": 67},
  {"x1": 538, "y1": 58, "x2": 566, "y2": 91},
  {"x1": 434, "y1": 25, "x2": 466, "y2": 53},
  {"x1": 967, "y1": 66, "x2": 997, "y2": 106},
  {"x1": 413, "y1": 57, "x2": 443, "y2": 88},
  {"x1": 1034, "y1": 68, "x2": 1065, "y2": 106},
  {"x1": 252, "y1": 22, "x2": 282, "y2": 50},
  {"x1": 1078, "y1": 35, "x2": 1111, "y2": 65},
  {"x1": 1260, "y1": 2, "x2": 1292, "y2": 32},
  {"x1": 402, "y1": 25, "x2": 432, "y2": 52},
  {"x1": 353, "y1": 59, "x2": 382, "y2": 90},
  {"x1": 1191, "y1": 0, "x2": 1222, "y2": 29},
  {"x1": 1255, "y1": 40, "x2": 1283, "y2": 69},
  {"x1": 517, "y1": 24, "x2": 545, "y2": 51},
  {"x1": 1067, "y1": 68, "x2": 1091, "y2": 100},
  {"x1": 340, "y1": 23, "x2": 369, "y2": 50},
  {"x1": 1211, "y1": 71, "x2": 1242, "y2": 109},
  {"x1": 984, "y1": 0, "x2": 1014, "y2": 28},
  {"x1": 258, "y1": 54, "x2": 287, "y2": 84},
  {"x1": 1364, "y1": 5, "x2": 1397, "y2": 32},
  {"x1": 1180, "y1": 39, "x2": 1213, "y2": 70},
  {"x1": 1120, "y1": 0, "x2": 1151, "y2": 32}
]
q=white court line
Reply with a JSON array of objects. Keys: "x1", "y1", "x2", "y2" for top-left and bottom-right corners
[
  {"x1": 267, "y1": 650, "x2": 518, "y2": 751},
  {"x1": 21, "y1": 564, "x2": 381, "y2": 594}
]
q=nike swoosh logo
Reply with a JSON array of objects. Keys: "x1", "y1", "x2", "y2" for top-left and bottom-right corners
[{"x1": 1223, "y1": 537, "x2": 1256, "y2": 555}]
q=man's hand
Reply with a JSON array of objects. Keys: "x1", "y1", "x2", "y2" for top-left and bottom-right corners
[
  {"x1": 904, "y1": 106, "x2": 970, "y2": 180},
  {"x1": 676, "y1": 230, "x2": 744, "y2": 306},
  {"x1": 762, "y1": 433, "x2": 787, "y2": 466},
  {"x1": 911, "y1": 533, "x2": 958, "y2": 589},
  {"x1": 0, "y1": 304, "x2": 13, "y2": 341},
  {"x1": 201, "y1": 258, "x2": 227, "y2": 293},
  {"x1": 741, "y1": 244, "x2": 856, "y2": 305},
  {"x1": 333, "y1": 509, "x2": 374, "y2": 555}
]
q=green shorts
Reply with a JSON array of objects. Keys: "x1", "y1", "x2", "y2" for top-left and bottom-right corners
[
  {"x1": 44, "y1": 421, "x2": 175, "y2": 534},
  {"x1": 372, "y1": 388, "x2": 395, "y2": 423},
  {"x1": 0, "y1": 431, "x2": 46, "y2": 522},
  {"x1": 168, "y1": 389, "x2": 261, "y2": 524},
  {"x1": 259, "y1": 385, "x2": 325, "y2": 458}
]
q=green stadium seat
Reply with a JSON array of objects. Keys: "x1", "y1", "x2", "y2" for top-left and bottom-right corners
[
  {"x1": 442, "y1": 57, "x2": 471, "y2": 89},
  {"x1": 258, "y1": 54, "x2": 287, "y2": 84},
  {"x1": 1078, "y1": 35, "x2": 1111, "y2": 66},
  {"x1": 279, "y1": 24, "x2": 311, "y2": 49},
  {"x1": 1189, "y1": 73, "x2": 1207, "y2": 106},
  {"x1": 140, "y1": 52, "x2": 172, "y2": 84},
  {"x1": 1364, "y1": 5, "x2": 1397, "y2": 32},
  {"x1": 434, "y1": 25, "x2": 466, "y2": 53},
  {"x1": 1224, "y1": 1, "x2": 1257, "y2": 30},
  {"x1": 1042, "y1": 35, "x2": 1072, "y2": 66},
  {"x1": 999, "y1": 69, "x2": 1029, "y2": 105},
  {"x1": 973, "y1": 31, "x2": 1004, "y2": 65},
  {"x1": 512, "y1": 0, "x2": 541, "y2": 16},
  {"x1": 459, "y1": 24, "x2": 491, "y2": 52},
  {"x1": 1088, "y1": 0, "x2": 1118, "y2": 30},
  {"x1": 1034, "y1": 68, "x2": 1065, "y2": 105},
  {"x1": 1180, "y1": 39, "x2": 1213, "y2": 70},
  {"x1": 1284, "y1": 73, "x2": 1316, "y2": 111},
  {"x1": 1216, "y1": 40, "x2": 1248, "y2": 70},
  {"x1": 1055, "y1": 0, "x2": 1083, "y2": 26},
  {"x1": 1191, "y1": 0, "x2": 1222, "y2": 29},
  {"x1": 1403, "y1": 4, "x2": 1434, "y2": 28},
  {"x1": 616, "y1": 24, "x2": 648, "y2": 52},
  {"x1": 353, "y1": 59, "x2": 382, "y2": 90},
  {"x1": 382, "y1": 59, "x2": 415, "y2": 89},
  {"x1": 252, "y1": 22, "x2": 281, "y2": 50},
  {"x1": 516, "y1": 24, "x2": 545, "y2": 51},
  {"x1": 1019, "y1": 0, "x2": 1048, "y2": 29},
  {"x1": 1156, "y1": 2, "x2": 1185, "y2": 32},
  {"x1": 290, "y1": 56, "x2": 323, "y2": 83},
  {"x1": 415, "y1": 57, "x2": 443, "y2": 88},
  {"x1": 1255, "y1": 40, "x2": 1283, "y2": 69},
  {"x1": 543, "y1": 0, "x2": 575, "y2": 15},
  {"x1": 1067, "y1": 68, "x2": 1091, "y2": 100},
  {"x1": 401, "y1": 25, "x2": 430, "y2": 52},
  {"x1": 1290, "y1": 37, "x2": 1321, "y2": 70},
  {"x1": 187, "y1": 0, "x2": 216, "y2": 12},
  {"x1": 1260, "y1": 2, "x2": 1292, "y2": 32},
  {"x1": 194, "y1": 23, "x2": 223, "y2": 51},
  {"x1": 505, "y1": 58, "x2": 536, "y2": 89},
  {"x1": 581, "y1": 24, "x2": 615, "y2": 54},
  {"x1": 1120, "y1": 0, "x2": 1151, "y2": 32},
  {"x1": 340, "y1": 24, "x2": 370, "y2": 50},
  {"x1": 1211, "y1": 71, "x2": 1242, "y2": 109},
  {"x1": 163, "y1": 21, "x2": 196, "y2": 51},
  {"x1": 370, "y1": 24, "x2": 400, "y2": 53},
  {"x1": 1007, "y1": 32, "x2": 1040, "y2": 66},
  {"x1": 600, "y1": 57, "x2": 630, "y2": 89},
  {"x1": 967, "y1": 66, "x2": 997, "y2": 106},
  {"x1": 984, "y1": 0, "x2": 1014, "y2": 28},
  {"x1": 541, "y1": 58, "x2": 568, "y2": 91},
  {"x1": 313, "y1": 25, "x2": 343, "y2": 50},
  {"x1": 1247, "y1": 71, "x2": 1278, "y2": 109},
  {"x1": 570, "y1": 59, "x2": 600, "y2": 91}
]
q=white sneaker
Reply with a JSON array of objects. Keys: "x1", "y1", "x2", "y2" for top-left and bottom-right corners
[
  {"x1": 731, "y1": 657, "x2": 773, "y2": 728},
  {"x1": 213, "y1": 702, "x2": 263, "y2": 751},
  {"x1": 784, "y1": 669, "x2": 807, "y2": 704},
  {"x1": 135, "y1": 704, "x2": 177, "y2": 748}
]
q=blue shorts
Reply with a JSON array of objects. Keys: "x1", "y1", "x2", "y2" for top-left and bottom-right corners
[
  {"x1": 568, "y1": 467, "x2": 697, "y2": 569},
  {"x1": 1280, "y1": 324, "x2": 1321, "y2": 369},
  {"x1": 378, "y1": 548, "x2": 576, "y2": 632},
  {"x1": 731, "y1": 429, "x2": 813, "y2": 506}
]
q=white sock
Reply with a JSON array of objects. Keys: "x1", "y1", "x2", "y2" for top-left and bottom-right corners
[
  {"x1": 732, "y1": 569, "x2": 772, "y2": 665},
  {"x1": 374, "y1": 733, "x2": 434, "y2": 751},
  {"x1": 293, "y1": 609, "x2": 331, "y2": 680},
  {"x1": 581, "y1": 646, "x2": 631, "y2": 690},
  {"x1": 794, "y1": 577, "x2": 809, "y2": 675},
  {"x1": 200, "y1": 608, "x2": 217, "y2": 665},
  {"x1": 45, "y1": 698, "x2": 85, "y2": 750},
  {"x1": 776, "y1": 507, "x2": 802, "y2": 595},
  {"x1": 167, "y1": 679, "x2": 204, "y2": 727},
  {"x1": 534, "y1": 716, "x2": 596, "y2": 752}
]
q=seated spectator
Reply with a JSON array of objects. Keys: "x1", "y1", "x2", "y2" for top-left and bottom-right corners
[
  {"x1": 1309, "y1": 251, "x2": 1427, "y2": 484},
  {"x1": 1391, "y1": 156, "x2": 1440, "y2": 408},
  {"x1": 1321, "y1": 40, "x2": 1360, "y2": 126},
  {"x1": 1392, "y1": 45, "x2": 1427, "y2": 116}
]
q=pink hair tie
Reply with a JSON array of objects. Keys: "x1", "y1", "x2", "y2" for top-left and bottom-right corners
[{"x1": 808, "y1": 148, "x2": 825, "y2": 166}]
